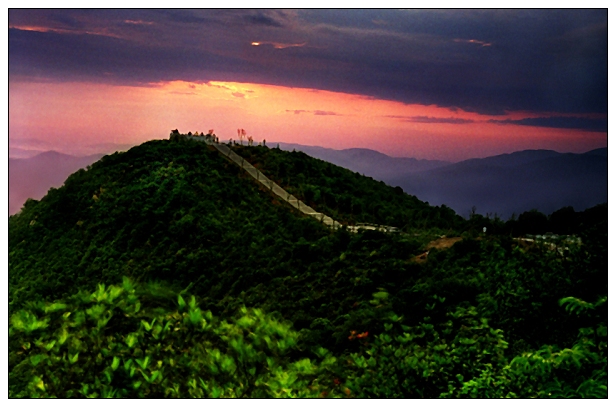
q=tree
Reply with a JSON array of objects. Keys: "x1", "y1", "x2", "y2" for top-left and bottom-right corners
[{"x1": 10, "y1": 279, "x2": 340, "y2": 398}]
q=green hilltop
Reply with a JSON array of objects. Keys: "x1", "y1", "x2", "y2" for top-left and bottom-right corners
[{"x1": 9, "y1": 135, "x2": 607, "y2": 398}]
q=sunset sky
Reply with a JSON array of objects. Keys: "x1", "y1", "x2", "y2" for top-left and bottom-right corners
[{"x1": 8, "y1": 8, "x2": 608, "y2": 162}]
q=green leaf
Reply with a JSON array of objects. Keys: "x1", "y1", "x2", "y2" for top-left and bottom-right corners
[
  {"x1": 188, "y1": 308, "x2": 202, "y2": 325},
  {"x1": 111, "y1": 356, "x2": 121, "y2": 371},
  {"x1": 43, "y1": 302, "x2": 67, "y2": 313},
  {"x1": 30, "y1": 354, "x2": 44, "y2": 366},
  {"x1": 178, "y1": 294, "x2": 186, "y2": 310},
  {"x1": 68, "y1": 352, "x2": 79, "y2": 364},
  {"x1": 136, "y1": 355, "x2": 150, "y2": 370},
  {"x1": 211, "y1": 386, "x2": 222, "y2": 398},
  {"x1": 125, "y1": 333, "x2": 138, "y2": 348},
  {"x1": 107, "y1": 285, "x2": 124, "y2": 302},
  {"x1": 372, "y1": 291, "x2": 389, "y2": 300},
  {"x1": 57, "y1": 329, "x2": 69, "y2": 345},
  {"x1": 44, "y1": 340, "x2": 56, "y2": 351},
  {"x1": 102, "y1": 387, "x2": 118, "y2": 398}
]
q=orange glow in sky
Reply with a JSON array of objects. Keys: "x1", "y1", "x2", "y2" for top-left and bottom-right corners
[{"x1": 8, "y1": 80, "x2": 606, "y2": 162}]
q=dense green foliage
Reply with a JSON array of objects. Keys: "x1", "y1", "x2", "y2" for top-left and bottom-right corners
[
  {"x1": 10, "y1": 278, "x2": 338, "y2": 398},
  {"x1": 234, "y1": 144, "x2": 465, "y2": 231},
  {"x1": 9, "y1": 138, "x2": 607, "y2": 397}
]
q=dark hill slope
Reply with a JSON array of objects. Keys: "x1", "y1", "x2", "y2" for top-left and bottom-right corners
[
  {"x1": 232, "y1": 145, "x2": 465, "y2": 231},
  {"x1": 9, "y1": 140, "x2": 604, "y2": 334},
  {"x1": 9, "y1": 140, "x2": 331, "y2": 310},
  {"x1": 9, "y1": 139, "x2": 465, "y2": 335}
]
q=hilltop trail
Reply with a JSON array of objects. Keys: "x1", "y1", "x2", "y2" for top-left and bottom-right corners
[
  {"x1": 189, "y1": 136, "x2": 342, "y2": 229},
  {"x1": 187, "y1": 136, "x2": 397, "y2": 233}
]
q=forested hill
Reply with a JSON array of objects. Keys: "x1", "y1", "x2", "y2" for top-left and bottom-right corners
[
  {"x1": 9, "y1": 137, "x2": 606, "y2": 398},
  {"x1": 8, "y1": 138, "x2": 465, "y2": 308}
]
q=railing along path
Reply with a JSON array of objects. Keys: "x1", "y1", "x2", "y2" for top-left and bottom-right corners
[{"x1": 187, "y1": 136, "x2": 398, "y2": 233}]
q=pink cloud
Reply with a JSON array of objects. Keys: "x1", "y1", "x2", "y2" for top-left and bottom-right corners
[
  {"x1": 454, "y1": 38, "x2": 492, "y2": 47},
  {"x1": 285, "y1": 109, "x2": 340, "y2": 116},
  {"x1": 124, "y1": 19, "x2": 154, "y2": 25},
  {"x1": 251, "y1": 41, "x2": 307, "y2": 49}
]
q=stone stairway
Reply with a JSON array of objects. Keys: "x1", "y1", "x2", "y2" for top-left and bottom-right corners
[{"x1": 188, "y1": 136, "x2": 343, "y2": 229}]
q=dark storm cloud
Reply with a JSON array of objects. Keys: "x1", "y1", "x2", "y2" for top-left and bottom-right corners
[
  {"x1": 48, "y1": 12, "x2": 84, "y2": 29},
  {"x1": 8, "y1": 27, "x2": 245, "y2": 85},
  {"x1": 9, "y1": 9, "x2": 607, "y2": 120},
  {"x1": 243, "y1": 12, "x2": 284, "y2": 27},
  {"x1": 488, "y1": 117, "x2": 608, "y2": 133},
  {"x1": 157, "y1": 10, "x2": 208, "y2": 24}
]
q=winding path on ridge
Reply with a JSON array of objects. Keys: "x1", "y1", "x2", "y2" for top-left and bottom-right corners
[{"x1": 186, "y1": 136, "x2": 397, "y2": 233}]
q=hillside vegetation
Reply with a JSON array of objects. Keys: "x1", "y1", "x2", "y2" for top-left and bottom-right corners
[{"x1": 9, "y1": 137, "x2": 606, "y2": 398}]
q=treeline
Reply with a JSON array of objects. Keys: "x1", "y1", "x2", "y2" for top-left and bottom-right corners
[{"x1": 465, "y1": 204, "x2": 607, "y2": 237}]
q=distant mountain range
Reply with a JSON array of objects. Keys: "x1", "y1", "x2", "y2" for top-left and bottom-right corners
[
  {"x1": 273, "y1": 142, "x2": 449, "y2": 179},
  {"x1": 273, "y1": 143, "x2": 607, "y2": 218},
  {"x1": 9, "y1": 151, "x2": 103, "y2": 215},
  {"x1": 9, "y1": 144, "x2": 607, "y2": 218},
  {"x1": 9, "y1": 147, "x2": 46, "y2": 159}
]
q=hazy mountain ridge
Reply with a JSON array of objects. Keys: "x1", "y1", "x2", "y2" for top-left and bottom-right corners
[
  {"x1": 8, "y1": 143, "x2": 607, "y2": 218},
  {"x1": 583, "y1": 147, "x2": 608, "y2": 157},
  {"x1": 271, "y1": 143, "x2": 607, "y2": 218},
  {"x1": 9, "y1": 147, "x2": 46, "y2": 159},
  {"x1": 272, "y1": 142, "x2": 450, "y2": 178},
  {"x1": 9, "y1": 151, "x2": 104, "y2": 215},
  {"x1": 436, "y1": 149, "x2": 563, "y2": 170},
  {"x1": 389, "y1": 148, "x2": 607, "y2": 217}
]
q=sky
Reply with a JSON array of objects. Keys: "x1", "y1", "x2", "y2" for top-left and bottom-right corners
[{"x1": 7, "y1": 8, "x2": 608, "y2": 162}]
